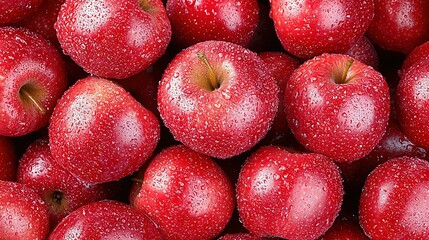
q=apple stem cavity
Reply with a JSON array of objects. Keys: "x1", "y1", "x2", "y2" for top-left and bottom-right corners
[
  {"x1": 197, "y1": 52, "x2": 220, "y2": 91},
  {"x1": 52, "y1": 190, "x2": 64, "y2": 206},
  {"x1": 338, "y1": 59, "x2": 354, "y2": 84},
  {"x1": 19, "y1": 86, "x2": 46, "y2": 115},
  {"x1": 139, "y1": 0, "x2": 154, "y2": 12}
]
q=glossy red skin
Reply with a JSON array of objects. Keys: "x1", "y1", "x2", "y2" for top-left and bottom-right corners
[
  {"x1": 166, "y1": 0, "x2": 259, "y2": 48},
  {"x1": 48, "y1": 200, "x2": 163, "y2": 240},
  {"x1": 49, "y1": 76, "x2": 160, "y2": 184},
  {"x1": 218, "y1": 233, "x2": 270, "y2": 240},
  {"x1": 158, "y1": 41, "x2": 279, "y2": 159},
  {"x1": 18, "y1": 0, "x2": 65, "y2": 47},
  {"x1": 0, "y1": 136, "x2": 16, "y2": 181},
  {"x1": 17, "y1": 138, "x2": 112, "y2": 227},
  {"x1": 319, "y1": 215, "x2": 368, "y2": 240},
  {"x1": 366, "y1": 0, "x2": 429, "y2": 54},
  {"x1": 0, "y1": 0, "x2": 43, "y2": 25},
  {"x1": 0, "y1": 181, "x2": 50, "y2": 239},
  {"x1": 55, "y1": 0, "x2": 171, "y2": 79},
  {"x1": 270, "y1": 0, "x2": 374, "y2": 58},
  {"x1": 360, "y1": 157, "x2": 429, "y2": 239},
  {"x1": 396, "y1": 59, "x2": 429, "y2": 150},
  {"x1": 258, "y1": 52, "x2": 300, "y2": 145},
  {"x1": 345, "y1": 36, "x2": 379, "y2": 70},
  {"x1": 400, "y1": 41, "x2": 429, "y2": 76},
  {"x1": 131, "y1": 145, "x2": 235, "y2": 240},
  {"x1": 236, "y1": 146, "x2": 344, "y2": 240},
  {"x1": 284, "y1": 54, "x2": 390, "y2": 162},
  {"x1": 0, "y1": 27, "x2": 67, "y2": 137}
]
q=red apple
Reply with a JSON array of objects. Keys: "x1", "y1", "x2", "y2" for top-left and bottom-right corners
[
  {"x1": 258, "y1": 51, "x2": 300, "y2": 145},
  {"x1": 400, "y1": 41, "x2": 429, "y2": 76},
  {"x1": 48, "y1": 200, "x2": 163, "y2": 239},
  {"x1": 284, "y1": 54, "x2": 390, "y2": 162},
  {"x1": 17, "y1": 138, "x2": 113, "y2": 227},
  {"x1": 270, "y1": 0, "x2": 374, "y2": 58},
  {"x1": 236, "y1": 146, "x2": 343, "y2": 239},
  {"x1": 0, "y1": 180, "x2": 50, "y2": 239},
  {"x1": 218, "y1": 233, "x2": 270, "y2": 240},
  {"x1": 366, "y1": 0, "x2": 429, "y2": 54},
  {"x1": 345, "y1": 36, "x2": 379, "y2": 70},
  {"x1": 0, "y1": 0, "x2": 44, "y2": 25},
  {"x1": 396, "y1": 58, "x2": 429, "y2": 150},
  {"x1": 319, "y1": 214, "x2": 369, "y2": 240},
  {"x1": 131, "y1": 145, "x2": 235, "y2": 240},
  {"x1": 0, "y1": 136, "x2": 17, "y2": 181},
  {"x1": 55, "y1": 0, "x2": 171, "y2": 79},
  {"x1": 158, "y1": 40, "x2": 279, "y2": 159},
  {"x1": 360, "y1": 157, "x2": 429, "y2": 239},
  {"x1": 49, "y1": 76, "x2": 160, "y2": 184},
  {"x1": 166, "y1": 0, "x2": 259, "y2": 48},
  {"x1": 0, "y1": 27, "x2": 67, "y2": 137}
]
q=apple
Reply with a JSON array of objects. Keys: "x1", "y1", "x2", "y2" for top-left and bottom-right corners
[
  {"x1": 55, "y1": 0, "x2": 171, "y2": 79},
  {"x1": 366, "y1": 0, "x2": 429, "y2": 54},
  {"x1": 49, "y1": 76, "x2": 160, "y2": 184},
  {"x1": 17, "y1": 137, "x2": 113, "y2": 227},
  {"x1": 270, "y1": 0, "x2": 374, "y2": 58},
  {"x1": 360, "y1": 157, "x2": 429, "y2": 239},
  {"x1": 0, "y1": 0, "x2": 43, "y2": 25},
  {"x1": 258, "y1": 51, "x2": 300, "y2": 146},
  {"x1": 345, "y1": 36, "x2": 379, "y2": 70},
  {"x1": 0, "y1": 27, "x2": 67, "y2": 137},
  {"x1": 0, "y1": 180, "x2": 50, "y2": 239},
  {"x1": 400, "y1": 41, "x2": 429, "y2": 76},
  {"x1": 320, "y1": 214, "x2": 369, "y2": 240},
  {"x1": 218, "y1": 233, "x2": 270, "y2": 240},
  {"x1": 284, "y1": 53, "x2": 390, "y2": 162},
  {"x1": 48, "y1": 200, "x2": 163, "y2": 239},
  {"x1": 131, "y1": 145, "x2": 235, "y2": 240},
  {"x1": 158, "y1": 40, "x2": 279, "y2": 159},
  {"x1": 396, "y1": 57, "x2": 429, "y2": 150},
  {"x1": 236, "y1": 146, "x2": 343, "y2": 239},
  {"x1": 0, "y1": 136, "x2": 17, "y2": 181},
  {"x1": 166, "y1": 0, "x2": 259, "y2": 49}
]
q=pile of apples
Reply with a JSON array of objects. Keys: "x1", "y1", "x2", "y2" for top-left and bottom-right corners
[{"x1": 1, "y1": 0, "x2": 429, "y2": 239}]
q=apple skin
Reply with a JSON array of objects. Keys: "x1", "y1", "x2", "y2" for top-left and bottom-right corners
[
  {"x1": 0, "y1": 180, "x2": 50, "y2": 239},
  {"x1": 236, "y1": 146, "x2": 343, "y2": 240},
  {"x1": 366, "y1": 0, "x2": 429, "y2": 54},
  {"x1": 166, "y1": 0, "x2": 259, "y2": 48},
  {"x1": 396, "y1": 58, "x2": 429, "y2": 150},
  {"x1": 258, "y1": 52, "x2": 300, "y2": 145},
  {"x1": 55, "y1": 0, "x2": 171, "y2": 79},
  {"x1": 319, "y1": 214, "x2": 369, "y2": 240},
  {"x1": 17, "y1": 138, "x2": 113, "y2": 227},
  {"x1": 48, "y1": 200, "x2": 163, "y2": 239},
  {"x1": 284, "y1": 53, "x2": 390, "y2": 162},
  {"x1": 270, "y1": 0, "x2": 374, "y2": 58},
  {"x1": 218, "y1": 233, "x2": 270, "y2": 240},
  {"x1": 49, "y1": 76, "x2": 160, "y2": 184},
  {"x1": 0, "y1": 0, "x2": 44, "y2": 25},
  {"x1": 0, "y1": 136, "x2": 17, "y2": 181},
  {"x1": 131, "y1": 145, "x2": 235, "y2": 240},
  {"x1": 158, "y1": 40, "x2": 279, "y2": 159},
  {"x1": 0, "y1": 27, "x2": 67, "y2": 137},
  {"x1": 400, "y1": 41, "x2": 429, "y2": 77},
  {"x1": 360, "y1": 157, "x2": 429, "y2": 239},
  {"x1": 345, "y1": 36, "x2": 379, "y2": 70}
]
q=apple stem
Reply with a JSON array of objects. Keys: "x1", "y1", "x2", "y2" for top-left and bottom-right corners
[
  {"x1": 20, "y1": 87, "x2": 46, "y2": 115},
  {"x1": 340, "y1": 59, "x2": 354, "y2": 84},
  {"x1": 197, "y1": 52, "x2": 219, "y2": 90},
  {"x1": 139, "y1": 0, "x2": 153, "y2": 12}
]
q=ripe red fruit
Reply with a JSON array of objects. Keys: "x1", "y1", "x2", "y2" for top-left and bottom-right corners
[
  {"x1": 17, "y1": 138, "x2": 112, "y2": 226},
  {"x1": 48, "y1": 200, "x2": 163, "y2": 239},
  {"x1": 158, "y1": 40, "x2": 279, "y2": 159},
  {"x1": 320, "y1": 215, "x2": 369, "y2": 240},
  {"x1": 400, "y1": 41, "x2": 429, "y2": 76},
  {"x1": 0, "y1": 0, "x2": 44, "y2": 25},
  {"x1": 236, "y1": 146, "x2": 344, "y2": 239},
  {"x1": 270, "y1": 0, "x2": 374, "y2": 58},
  {"x1": 345, "y1": 36, "x2": 379, "y2": 70},
  {"x1": 0, "y1": 136, "x2": 17, "y2": 181},
  {"x1": 49, "y1": 76, "x2": 160, "y2": 184},
  {"x1": 360, "y1": 157, "x2": 429, "y2": 239},
  {"x1": 284, "y1": 54, "x2": 390, "y2": 162},
  {"x1": 166, "y1": 0, "x2": 259, "y2": 48},
  {"x1": 218, "y1": 233, "x2": 269, "y2": 240},
  {"x1": 0, "y1": 181, "x2": 50, "y2": 239},
  {"x1": 366, "y1": 0, "x2": 429, "y2": 54},
  {"x1": 0, "y1": 27, "x2": 67, "y2": 137},
  {"x1": 55, "y1": 0, "x2": 171, "y2": 79},
  {"x1": 131, "y1": 145, "x2": 235, "y2": 240}
]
